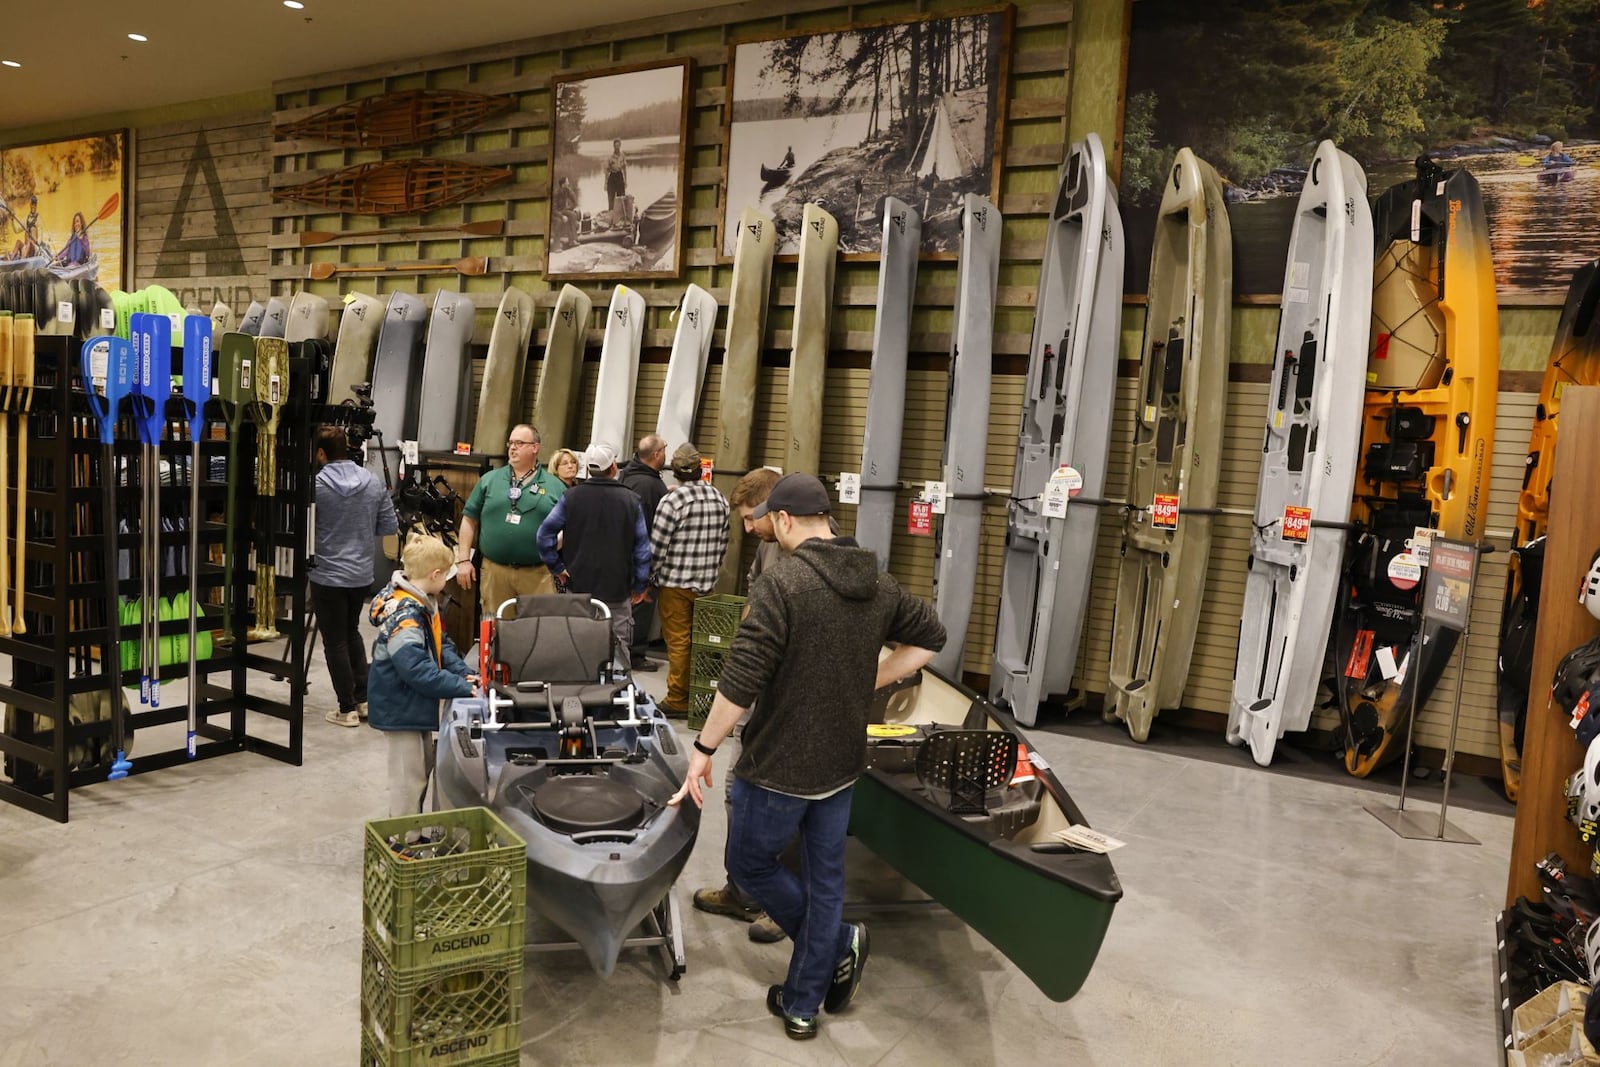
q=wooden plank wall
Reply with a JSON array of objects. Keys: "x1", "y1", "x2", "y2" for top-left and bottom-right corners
[{"x1": 133, "y1": 114, "x2": 273, "y2": 309}]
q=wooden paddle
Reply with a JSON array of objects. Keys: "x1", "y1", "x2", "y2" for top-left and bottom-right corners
[
  {"x1": 305, "y1": 256, "x2": 489, "y2": 280},
  {"x1": 297, "y1": 219, "x2": 504, "y2": 246}
]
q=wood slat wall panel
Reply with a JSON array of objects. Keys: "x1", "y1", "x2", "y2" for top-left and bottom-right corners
[{"x1": 133, "y1": 114, "x2": 274, "y2": 310}]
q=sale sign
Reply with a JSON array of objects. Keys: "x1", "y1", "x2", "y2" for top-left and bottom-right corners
[
  {"x1": 908, "y1": 500, "x2": 933, "y2": 536},
  {"x1": 1151, "y1": 493, "x2": 1180, "y2": 530},
  {"x1": 1282, "y1": 505, "x2": 1311, "y2": 542}
]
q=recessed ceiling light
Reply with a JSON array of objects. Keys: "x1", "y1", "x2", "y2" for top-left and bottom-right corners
[
  {"x1": 283, "y1": 1, "x2": 304, "y2": 7},
  {"x1": 1, "y1": 60, "x2": 19, "y2": 68},
  {"x1": 127, "y1": 33, "x2": 148, "y2": 42}
]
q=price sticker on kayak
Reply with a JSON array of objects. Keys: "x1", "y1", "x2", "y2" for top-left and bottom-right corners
[
  {"x1": 1151, "y1": 493, "x2": 1180, "y2": 530},
  {"x1": 1410, "y1": 527, "x2": 1440, "y2": 567},
  {"x1": 925, "y1": 480, "x2": 946, "y2": 515},
  {"x1": 908, "y1": 500, "x2": 933, "y2": 536},
  {"x1": 57, "y1": 300, "x2": 74, "y2": 325},
  {"x1": 1041, "y1": 465, "x2": 1083, "y2": 519},
  {"x1": 838, "y1": 472, "x2": 860, "y2": 504},
  {"x1": 1281, "y1": 505, "x2": 1311, "y2": 542},
  {"x1": 1387, "y1": 551, "x2": 1422, "y2": 591}
]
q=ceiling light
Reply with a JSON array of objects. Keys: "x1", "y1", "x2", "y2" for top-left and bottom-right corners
[
  {"x1": 1, "y1": 60, "x2": 19, "y2": 68},
  {"x1": 127, "y1": 33, "x2": 148, "y2": 42},
  {"x1": 283, "y1": 1, "x2": 305, "y2": 7}
]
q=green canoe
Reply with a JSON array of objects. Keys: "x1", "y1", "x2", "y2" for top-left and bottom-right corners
[{"x1": 849, "y1": 666, "x2": 1122, "y2": 1002}]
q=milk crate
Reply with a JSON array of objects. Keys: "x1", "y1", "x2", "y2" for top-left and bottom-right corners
[
  {"x1": 689, "y1": 685, "x2": 716, "y2": 731},
  {"x1": 363, "y1": 807, "x2": 527, "y2": 971},
  {"x1": 691, "y1": 594, "x2": 746, "y2": 648},
  {"x1": 360, "y1": 932, "x2": 522, "y2": 1067}
]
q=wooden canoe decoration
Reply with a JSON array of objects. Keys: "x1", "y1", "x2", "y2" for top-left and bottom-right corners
[
  {"x1": 274, "y1": 89, "x2": 516, "y2": 148},
  {"x1": 272, "y1": 159, "x2": 514, "y2": 217}
]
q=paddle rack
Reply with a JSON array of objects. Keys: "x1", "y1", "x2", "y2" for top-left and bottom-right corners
[{"x1": 0, "y1": 334, "x2": 317, "y2": 823}]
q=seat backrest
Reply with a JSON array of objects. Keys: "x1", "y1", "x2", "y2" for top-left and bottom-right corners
[
  {"x1": 914, "y1": 730, "x2": 1019, "y2": 816},
  {"x1": 494, "y1": 612, "x2": 613, "y2": 684}
]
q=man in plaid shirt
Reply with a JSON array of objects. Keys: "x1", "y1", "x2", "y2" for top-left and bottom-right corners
[{"x1": 649, "y1": 444, "x2": 731, "y2": 716}]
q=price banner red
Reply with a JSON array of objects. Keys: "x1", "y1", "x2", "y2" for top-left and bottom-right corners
[
  {"x1": 1151, "y1": 493, "x2": 1180, "y2": 530},
  {"x1": 699, "y1": 456, "x2": 714, "y2": 483},
  {"x1": 908, "y1": 500, "x2": 933, "y2": 536},
  {"x1": 1282, "y1": 505, "x2": 1311, "y2": 542}
]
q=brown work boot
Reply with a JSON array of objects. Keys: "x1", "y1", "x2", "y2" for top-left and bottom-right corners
[
  {"x1": 748, "y1": 911, "x2": 786, "y2": 943},
  {"x1": 692, "y1": 884, "x2": 762, "y2": 922}
]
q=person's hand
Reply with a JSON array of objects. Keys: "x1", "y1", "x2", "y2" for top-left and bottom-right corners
[
  {"x1": 553, "y1": 570, "x2": 571, "y2": 594},
  {"x1": 456, "y1": 559, "x2": 475, "y2": 590},
  {"x1": 464, "y1": 674, "x2": 481, "y2": 687},
  {"x1": 630, "y1": 587, "x2": 650, "y2": 605},
  {"x1": 668, "y1": 749, "x2": 713, "y2": 809}
]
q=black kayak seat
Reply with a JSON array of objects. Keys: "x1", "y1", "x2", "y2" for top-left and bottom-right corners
[
  {"x1": 494, "y1": 596, "x2": 614, "y2": 685},
  {"x1": 533, "y1": 775, "x2": 645, "y2": 834},
  {"x1": 494, "y1": 682, "x2": 620, "y2": 715}
]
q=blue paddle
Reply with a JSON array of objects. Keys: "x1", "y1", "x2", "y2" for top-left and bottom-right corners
[
  {"x1": 81, "y1": 335, "x2": 135, "y2": 779},
  {"x1": 181, "y1": 317, "x2": 212, "y2": 757},
  {"x1": 131, "y1": 313, "x2": 173, "y2": 709}
]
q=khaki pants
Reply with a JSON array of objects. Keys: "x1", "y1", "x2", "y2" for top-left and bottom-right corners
[
  {"x1": 480, "y1": 559, "x2": 554, "y2": 617},
  {"x1": 656, "y1": 585, "x2": 699, "y2": 710}
]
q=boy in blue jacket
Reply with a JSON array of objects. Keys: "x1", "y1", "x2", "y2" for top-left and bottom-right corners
[{"x1": 366, "y1": 535, "x2": 477, "y2": 816}]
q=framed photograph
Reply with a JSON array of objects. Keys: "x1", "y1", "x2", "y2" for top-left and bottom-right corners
[
  {"x1": 546, "y1": 59, "x2": 691, "y2": 281},
  {"x1": 721, "y1": 6, "x2": 1012, "y2": 260},
  {"x1": 0, "y1": 130, "x2": 127, "y2": 290}
]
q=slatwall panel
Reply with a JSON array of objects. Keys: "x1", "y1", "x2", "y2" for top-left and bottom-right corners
[{"x1": 133, "y1": 113, "x2": 273, "y2": 308}]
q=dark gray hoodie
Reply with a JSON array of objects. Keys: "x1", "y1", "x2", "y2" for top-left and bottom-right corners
[
  {"x1": 718, "y1": 537, "x2": 946, "y2": 796},
  {"x1": 313, "y1": 460, "x2": 398, "y2": 589}
]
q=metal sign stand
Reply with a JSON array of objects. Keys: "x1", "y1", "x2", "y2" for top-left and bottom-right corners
[{"x1": 1367, "y1": 537, "x2": 1484, "y2": 845}]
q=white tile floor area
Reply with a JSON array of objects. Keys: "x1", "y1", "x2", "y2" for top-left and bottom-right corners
[{"x1": 0, "y1": 636, "x2": 1511, "y2": 1066}]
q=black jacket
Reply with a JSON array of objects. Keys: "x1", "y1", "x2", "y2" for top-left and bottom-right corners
[
  {"x1": 619, "y1": 458, "x2": 668, "y2": 528},
  {"x1": 718, "y1": 537, "x2": 947, "y2": 795},
  {"x1": 540, "y1": 477, "x2": 651, "y2": 603}
]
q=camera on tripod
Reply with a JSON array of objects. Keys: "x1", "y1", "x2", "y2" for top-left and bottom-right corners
[{"x1": 333, "y1": 381, "x2": 379, "y2": 452}]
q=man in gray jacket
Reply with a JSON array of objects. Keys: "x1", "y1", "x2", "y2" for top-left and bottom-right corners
[
  {"x1": 312, "y1": 426, "x2": 398, "y2": 727},
  {"x1": 671, "y1": 473, "x2": 945, "y2": 1040}
]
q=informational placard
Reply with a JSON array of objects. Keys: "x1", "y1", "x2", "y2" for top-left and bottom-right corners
[
  {"x1": 925, "y1": 480, "x2": 947, "y2": 515},
  {"x1": 838, "y1": 471, "x2": 861, "y2": 504},
  {"x1": 1411, "y1": 526, "x2": 1440, "y2": 566},
  {"x1": 57, "y1": 300, "x2": 74, "y2": 325},
  {"x1": 908, "y1": 500, "x2": 933, "y2": 536},
  {"x1": 1422, "y1": 537, "x2": 1477, "y2": 632},
  {"x1": 1281, "y1": 505, "x2": 1311, "y2": 542},
  {"x1": 1041, "y1": 465, "x2": 1082, "y2": 519},
  {"x1": 1387, "y1": 551, "x2": 1422, "y2": 591},
  {"x1": 1151, "y1": 493, "x2": 1180, "y2": 530}
]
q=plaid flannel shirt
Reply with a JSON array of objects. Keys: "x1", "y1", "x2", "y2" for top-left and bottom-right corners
[{"x1": 648, "y1": 482, "x2": 730, "y2": 593}]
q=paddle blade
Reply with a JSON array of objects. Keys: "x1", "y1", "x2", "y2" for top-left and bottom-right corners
[
  {"x1": 80, "y1": 335, "x2": 134, "y2": 442},
  {"x1": 95, "y1": 192, "x2": 121, "y2": 223},
  {"x1": 183, "y1": 318, "x2": 213, "y2": 434},
  {"x1": 254, "y1": 336, "x2": 290, "y2": 407},
  {"x1": 306, "y1": 262, "x2": 337, "y2": 280},
  {"x1": 298, "y1": 231, "x2": 337, "y2": 247},
  {"x1": 216, "y1": 333, "x2": 254, "y2": 413},
  {"x1": 458, "y1": 256, "x2": 489, "y2": 276}
]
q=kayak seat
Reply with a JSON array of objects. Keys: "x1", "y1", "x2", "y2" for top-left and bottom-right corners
[
  {"x1": 494, "y1": 596, "x2": 617, "y2": 685},
  {"x1": 915, "y1": 730, "x2": 1019, "y2": 817}
]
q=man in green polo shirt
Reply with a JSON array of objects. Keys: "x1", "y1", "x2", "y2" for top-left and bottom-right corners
[{"x1": 455, "y1": 423, "x2": 565, "y2": 615}]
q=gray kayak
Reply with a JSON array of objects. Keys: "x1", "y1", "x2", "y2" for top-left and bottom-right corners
[
  {"x1": 590, "y1": 285, "x2": 647, "y2": 455},
  {"x1": 991, "y1": 133, "x2": 1125, "y2": 728},
  {"x1": 929, "y1": 195, "x2": 1002, "y2": 679},
  {"x1": 259, "y1": 296, "x2": 289, "y2": 339},
  {"x1": 855, "y1": 198, "x2": 921, "y2": 570},
  {"x1": 416, "y1": 290, "x2": 476, "y2": 453},
  {"x1": 658, "y1": 283, "x2": 719, "y2": 488},
  {"x1": 368, "y1": 291, "x2": 428, "y2": 481},
  {"x1": 238, "y1": 301, "x2": 267, "y2": 337},
  {"x1": 285, "y1": 292, "x2": 330, "y2": 343}
]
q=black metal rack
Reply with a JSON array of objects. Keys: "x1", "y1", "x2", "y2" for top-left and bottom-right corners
[{"x1": 0, "y1": 334, "x2": 319, "y2": 822}]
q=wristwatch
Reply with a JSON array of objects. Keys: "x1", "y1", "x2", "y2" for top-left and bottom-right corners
[{"x1": 693, "y1": 738, "x2": 717, "y2": 756}]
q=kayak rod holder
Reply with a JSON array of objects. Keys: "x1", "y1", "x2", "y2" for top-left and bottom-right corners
[{"x1": 1366, "y1": 538, "x2": 1493, "y2": 846}]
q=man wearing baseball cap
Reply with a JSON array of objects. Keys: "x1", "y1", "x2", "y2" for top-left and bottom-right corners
[
  {"x1": 670, "y1": 472, "x2": 946, "y2": 1040},
  {"x1": 536, "y1": 443, "x2": 653, "y2": 649}
]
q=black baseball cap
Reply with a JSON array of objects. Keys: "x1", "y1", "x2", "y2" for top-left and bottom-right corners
[{"x1": 751, "y1": 473, "x2": 831, "y2": 519}]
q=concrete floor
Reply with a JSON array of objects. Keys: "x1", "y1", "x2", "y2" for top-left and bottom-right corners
[{"x1": 0, "y1": 637, "x2": 1511, "y2": 1066}]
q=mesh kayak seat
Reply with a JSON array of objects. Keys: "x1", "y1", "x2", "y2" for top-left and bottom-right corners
[
  {"x1": 491, "y1": 595, "x2": 622, "y2": 721},
  {"x1": 915, "y1": 730, "x2": 1019, "y2": 816}
]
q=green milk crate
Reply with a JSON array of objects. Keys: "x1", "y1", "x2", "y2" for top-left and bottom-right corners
[
  {"x1": 362, "y1": 1030, "x2": 519, "y2": 1067},
  {"x1": 363, "y1": 807, "x2": 527, "y2": 971},
  {"x1": 690, "y1": 644, "x2": 728, "y2": 688},
  {"x1": 360, "y1": 932, "x2": 522, "y2": 1067},
  {"x1": 689, "y1": 684, "x2": 716, "y2": 731},
  {"x1": 691, "y1": 593, "x2": 746, "y2": 648}
]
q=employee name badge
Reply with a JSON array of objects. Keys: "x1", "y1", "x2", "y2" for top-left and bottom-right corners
[
  {"x1": 838, "y1": 471, "x2": 861, "y2": 504},
  {"x1": 1042, "y1": 465, "x2": 1082, "y2": 519},
  {"x1": 505, "y1": 511, "x2": 522, "y2": 525}
]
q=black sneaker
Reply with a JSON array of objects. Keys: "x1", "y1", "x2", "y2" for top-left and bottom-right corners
[
  {"x1": 823, "y1": 922, "x2": 869, "y2": 1013},
  {"x1": 766, "y1": 985, "x2": 817, "y2": 1040},
  {"x1": 631, "y1": 658, "x2": 660, "y2": 672}
]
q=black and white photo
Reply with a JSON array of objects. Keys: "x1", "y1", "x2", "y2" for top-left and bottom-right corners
[
  {"x1": 547, "y1": 59, "x2": 690, "y2": 281},
  {"x1": 722, "y1": 8, "x2": 1012, "y2": 259}
]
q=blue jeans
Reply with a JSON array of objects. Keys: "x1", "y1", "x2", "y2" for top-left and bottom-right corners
[{"x1": 726, "y1": 776, "x2": 855, "y2": 1018}]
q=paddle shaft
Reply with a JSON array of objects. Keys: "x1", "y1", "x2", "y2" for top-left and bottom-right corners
[
  {"x1": 298, "y1": 219, "x2": 503, "y2": 246},
  {"x1": 11, "y1": 320, "x2": 33, "y2": 635},
  {"x1": 305, "y1": 257, "x2": 487, "y2": 281}
]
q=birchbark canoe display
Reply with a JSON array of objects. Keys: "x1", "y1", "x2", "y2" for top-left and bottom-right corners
[
  {"x1": 273, "y1": 89, "x2": 516, "y2": 149},
  {"x1": 271, "y1": 159, "x2": 513, "y2": 217}
]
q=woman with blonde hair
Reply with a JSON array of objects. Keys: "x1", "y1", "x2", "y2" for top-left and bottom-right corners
[{"x1": 548, "y1": 447, "x2": 581, "y2": 487}]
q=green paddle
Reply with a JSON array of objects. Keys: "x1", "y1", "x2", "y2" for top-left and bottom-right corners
[{"x1": 215, "y1": 334, "x2": 254, "y2": 646}]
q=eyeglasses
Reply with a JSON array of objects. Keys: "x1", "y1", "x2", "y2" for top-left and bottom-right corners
[{"x1": 507, "y1": 439, "x2": 537, "y2": 449}]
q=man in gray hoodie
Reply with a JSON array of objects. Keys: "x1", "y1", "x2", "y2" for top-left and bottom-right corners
[
  {"x1": 671, "y1": 473, "x2": 945, "y2": 1040},
  {"x1": 312, "y1": 426, "x2": 398, "y2": 727}
]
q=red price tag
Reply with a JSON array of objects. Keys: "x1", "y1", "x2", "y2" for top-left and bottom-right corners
[
  {"x1": 1282, "y1": 505, "x2": 1311, "y2": 542},
  {"x1": 699, "y1": 456, "x2": 714, "y2": 483},
  {"x1": 1151, "y1": 493, "x2": 1180, "y2": 530},
  {"x1": 908, "y1": 500, "x2": 933, "y2": 536},
  {"x1": 454, "y1": 441, "x2": 473, "y2": 456}
]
